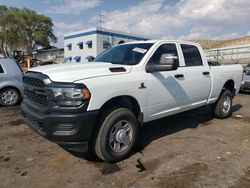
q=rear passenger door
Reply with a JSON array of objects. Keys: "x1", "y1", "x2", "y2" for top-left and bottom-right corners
[{"x1": 179, "y1": 44, "x2": 211, "y2": 106}]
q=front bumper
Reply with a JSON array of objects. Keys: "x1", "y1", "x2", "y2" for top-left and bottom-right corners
[{"x1": 21, "y1": 101, "x2": 98, "y2": 152}]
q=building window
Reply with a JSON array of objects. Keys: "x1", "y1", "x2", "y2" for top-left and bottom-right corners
[
  {"x1": 74, "y1": 56, "x2": 81, "y2": 63},
  {"x1": 103, "y1": 41, "x2": 111, "y2": 49},
  {"x1": 64, "y1": 56, "x2": 72, "y2": 63},
  {"x1": 66, "y1": 43, "x2": 72, "y2": 50},
  {"x1": 86, "y1": 40, "x2": 92, "y2": 48},
  {"x1": 77, "y1": 42, "x2": 83, "y2": 49},
  {"x1": 85, "y1": 55, "x2": 94, "y2": 62}
]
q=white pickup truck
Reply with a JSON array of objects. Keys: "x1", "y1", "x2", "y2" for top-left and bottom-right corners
[{"x1": 21, "y1": 40, "x2": 243, "y2": 162}]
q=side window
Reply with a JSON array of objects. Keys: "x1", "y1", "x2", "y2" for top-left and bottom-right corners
[
  {"x1": 181, "y1": 44, "x2": 203, "y2": 66},
  {"x1": 86, "y1": 41, "x2": 92, "y2": 48},
  {"x1": 0, "y1": 64, "x2": 4, "y2": 73},
  {"x1": 66, "y1": 44, "x2": 72, "y2": 51},
  {"x1": 148, "y1": 43, "x2": 179, "y2": 65}
]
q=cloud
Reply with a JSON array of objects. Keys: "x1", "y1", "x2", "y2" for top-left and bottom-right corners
[
  {"x1": 53, "y1": 0, "x2": 250, "y2": 47},
  {"x1": 53, "y1": 21, "x2": 87, "y2": 46},
  {"x1": 88, "y1": 0, "x2": 250, "y2": 40},
  {"x1": 47, "y1": 0, "x2": 100, "y2": 14},
  {"x1": 55, "y1": 21, "x2": 85, "y2": 31}
]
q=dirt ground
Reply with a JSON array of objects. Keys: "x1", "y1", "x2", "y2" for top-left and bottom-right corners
[{"x1": 0, "y1": 93, "x2": 250, "y2": 188}]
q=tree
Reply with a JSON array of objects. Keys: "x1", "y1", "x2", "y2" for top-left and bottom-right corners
[
  {"x1": 0, "y1": 7, "x2": 21, "y2": 57},
  {"x1": 0, "y1": 6, "x2": 57, "y2": 57},
  {"x1": 0, "y1": 5, "x2": 9, "y2": 57},
  {"x1": 17, "y1": 8, "x2": 57, "y2": 55}
]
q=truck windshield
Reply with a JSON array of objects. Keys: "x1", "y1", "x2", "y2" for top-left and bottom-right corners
[{"x1": 93, "y1": 43, "x2": 153, "y2": 65}]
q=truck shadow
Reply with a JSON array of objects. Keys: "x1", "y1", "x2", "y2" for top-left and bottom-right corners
[
  {"x1": 137, "y1": 106, "x2": 213, "y2": 150},
  {"x1": 137, "y1": 104, "x2": 242, "y2": 151},
  {"x1": 65, "y1": 104, "x2": 242, "y2": 162}
]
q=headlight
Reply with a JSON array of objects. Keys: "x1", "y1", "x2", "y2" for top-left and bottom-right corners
[{"x1": 45, "y1": 87, "x2": 91, "y2": 107}]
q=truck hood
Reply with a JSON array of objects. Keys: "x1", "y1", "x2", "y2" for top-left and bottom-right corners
[{"x1": 29, "y1": 62, "x2": 132, "y2": 82}]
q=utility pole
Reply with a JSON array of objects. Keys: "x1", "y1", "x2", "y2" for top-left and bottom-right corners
[{"x1": 97, "y1": 13, "x2": 104, "y2": 28}]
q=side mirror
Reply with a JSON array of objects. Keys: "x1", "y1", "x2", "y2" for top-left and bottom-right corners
[
  {"x1": 86, "y1": 56, "x2": 94, "y2": 62},
  {"x1": 146, "y1": 54, "x2": 178, "y2": 72}
]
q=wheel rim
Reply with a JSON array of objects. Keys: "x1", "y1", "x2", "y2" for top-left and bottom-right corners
[
  {"x1": 1, "y1": 90, "x2": 18, "y2": 105},
  {"x1": 222, "y1": 95, "x2": 231, "y2": 114},
  {"x1": 109, "y1": 120, "x2": 133, "y2": 153}
]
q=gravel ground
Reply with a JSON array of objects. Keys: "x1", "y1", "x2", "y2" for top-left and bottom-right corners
[{"x1": 0, "y1": 93, "x2": 250, "y2": 188}]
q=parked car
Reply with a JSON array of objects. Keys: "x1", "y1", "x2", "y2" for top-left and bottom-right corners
[
  {"x1": 240, "y1": 64, "x2": 250, "y2": 92},
  {"x1": 0, "y1": 59, "x2": 23, "y2": 106},
  {"x1": 208, "y1": 60, "x2": 221, "y2": 66},
  {"x1": 21, "y1": 40, "x2": 243, "y2": 162}
]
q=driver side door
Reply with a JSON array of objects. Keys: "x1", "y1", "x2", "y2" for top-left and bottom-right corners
[{"x1": 144, "y1": 43, "x2": 190, "y2": 122}]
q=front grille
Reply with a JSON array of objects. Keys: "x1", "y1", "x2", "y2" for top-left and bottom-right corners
[
  {"x1": 24, "y1": 89, "x2": 48, "y2": 106},
  {"x1": 23, "y1": 76, "x2": 45, "y2": 88},
  {"x1": 23, "y1": 75, "x2": 49, "y2": 107}
]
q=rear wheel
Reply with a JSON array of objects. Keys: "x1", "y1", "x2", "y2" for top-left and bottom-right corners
[
  {"x1": 94, "y1": 108, "x2": 138, "y2": 163},
  {"x1": 0, "y1": 88, "x2": 20, "y2": 106},
  {"x1": 212, "y1": 89, "x2": 233, "y2": 119}
]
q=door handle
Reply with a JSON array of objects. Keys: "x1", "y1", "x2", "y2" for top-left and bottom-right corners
[
  {"x1": 203, "y1": 71, "x2": 210, "y2": 76},
  {"x1": 175, "y1": 74, "x2": 184, "y2": 78}
]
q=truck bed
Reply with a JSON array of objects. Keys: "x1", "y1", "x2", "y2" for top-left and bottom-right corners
[{"x1": 208, "y1": 64, "x2": 243, "y2": 104}]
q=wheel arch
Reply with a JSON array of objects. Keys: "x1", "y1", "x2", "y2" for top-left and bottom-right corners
[
  {"x1": 97, "y1": 95, "x2": 143, "y2": 125},
  {"x1": 223, "y1": 79, "x2": 235, "y2": 96}
]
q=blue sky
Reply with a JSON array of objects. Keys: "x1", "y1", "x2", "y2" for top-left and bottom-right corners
[{"x1": 1, "y1": 0, "x2": 250, "y2": 48}]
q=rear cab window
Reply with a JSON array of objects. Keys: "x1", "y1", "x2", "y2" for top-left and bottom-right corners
[{"x1": 181, "y1": 44, "x2": 203, "y2": 66}]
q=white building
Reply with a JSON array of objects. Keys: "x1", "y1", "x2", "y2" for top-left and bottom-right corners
[{"x1": 64, "y1": 27, "x2": 148, "y2": 63}]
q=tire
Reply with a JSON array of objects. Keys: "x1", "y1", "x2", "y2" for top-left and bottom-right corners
[
  {"x1": 0, "y1": 88, "x2": 20, "y2": 106},
  {"x1": 94, "y1": 108, "x2": 138, "y2": 163},
  {"x1": 212, "y1": 89, "x2": 233, "y2": 119}
]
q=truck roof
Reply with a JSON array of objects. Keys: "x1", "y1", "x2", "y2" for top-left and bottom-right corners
[{"x1": 122, "y1": 40, "x2": 199, "y2": 46}]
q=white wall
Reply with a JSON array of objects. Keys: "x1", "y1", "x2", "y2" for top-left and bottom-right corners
[
  {"x1": 64, "y1": 27, "x2": 148, "y2": 63},
  {"x1": 96, "y1": 35, "x2": 141, "y2": 56}
]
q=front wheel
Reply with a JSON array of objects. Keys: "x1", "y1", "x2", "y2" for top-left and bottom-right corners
[
  {"x1": 94, "y1": 108, "x2": 138, "y2": 163},
  {"x1": 212, "y1": 89, "x2": 233, "y2": 119}
]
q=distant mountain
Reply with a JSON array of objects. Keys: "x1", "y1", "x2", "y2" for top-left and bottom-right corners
[{"x1": 191, "y1": 36, "x2": 250, "y2": 49}]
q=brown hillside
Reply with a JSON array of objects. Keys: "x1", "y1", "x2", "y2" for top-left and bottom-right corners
[{"x1": 191, "y1": 36, "x2": 250, "y2": 49}]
